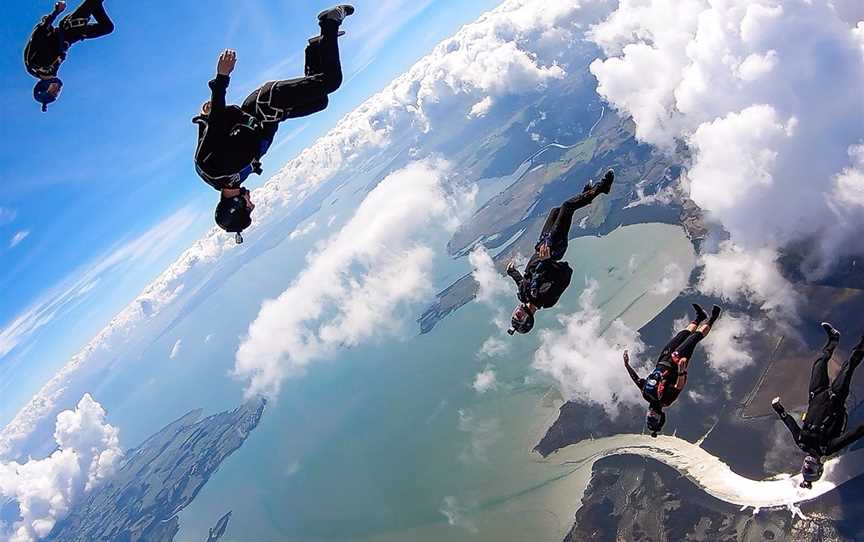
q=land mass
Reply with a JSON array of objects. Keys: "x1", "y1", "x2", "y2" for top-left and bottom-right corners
[{"x1": 47, "y1": 399, "x2": 265, "y2": 542}]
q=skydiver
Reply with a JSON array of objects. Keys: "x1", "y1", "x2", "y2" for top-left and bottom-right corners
[
  {"x1": 24, "y1": 0, "x2": 115, "y2": 111},
  {"x1": 505, "y1": 169, "x2": 615, "y2": 335},
  {"x1": 624, "y1": 304, "x2": 722, "y2": 437},
  {"x1": 193, "y1": 5, "x2": 354, "y2": 244},
  {"x1": 772, "y1": 323, "x2": 864, "y2": 489}
]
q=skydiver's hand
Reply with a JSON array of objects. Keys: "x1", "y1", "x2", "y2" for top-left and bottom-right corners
[
  {"x1": 54, "y1": 1, "x2": 66, "y2": 13},
  {"x1": 538, "y1": 243, "x2": 551, "y2": 260},
  {"x1": 623, "y1": 350, "x2": 630, "y2": 366},
  {"x1": 507, "y1": 261, "x2": 517, "y2": 273},
  {"x1": 217, "y1": 49, "x2": 237, "y2": 76}
]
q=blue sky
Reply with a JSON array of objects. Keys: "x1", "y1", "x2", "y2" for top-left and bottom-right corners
[{"x1": 0, "y1": 0, "x2": 500, "y2": 421}]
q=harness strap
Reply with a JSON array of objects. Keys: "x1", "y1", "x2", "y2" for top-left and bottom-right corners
[
  {"x1": 61, "y1": 17, "x2": 89, "y2": 30},
  {"x1": 254, "y1": 81, "x2": 290, "y2": 123}
]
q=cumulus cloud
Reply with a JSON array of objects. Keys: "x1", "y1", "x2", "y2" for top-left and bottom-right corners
[
  {"x1": 469, "y1": 247, "x2": 510, "y2": 304},
  {"x1": 1, "y1": 0, "x2": 614, "y2": 462},
  {"x1": 533, "y1": 280, "x2": 647, "y2": 417},
  {"x1": 472, "y1": 366, "x2": 498, "y2": 394},
  {"x1": 168, "y1": 339, "x2": 182, "y2": 360},
  {"x1": 650, "y1": 263, "x2": 687, "y2": 296},
  {"x1": 699, "y1": 242, "x2": 800, "y2": 318},
  {"x1": 468, "y1": 96, "x2": 495, "y2": 118},
  {"x1": 233, "y1": 160, "x2": 473, "y2": 398},
  {"x1": 477, "y1": 336, "x2": 509, "y2": 358},
  {"x1": 0, "y1": 394, "x2": 120, "y2": 542},
  {"x1": 701, "y1": 313, "x2": 761, "y2": 379},
  {"x1": 589, "y1": 0, "x2": 864, "y2": 312}
]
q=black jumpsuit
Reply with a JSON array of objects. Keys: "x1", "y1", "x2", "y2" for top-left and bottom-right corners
[
  {"x1": 193, "y1": 21, "x2": 344, "y2": 189},
  {"x1": 777, "y1": 342, "x2": 864, "y2": 457},
  {"x1": 24, "y1": 0, "x2": 114, "y2": 78},
  {"x1": 506, "y1": 185, "x2": 608, "y2": 308}
]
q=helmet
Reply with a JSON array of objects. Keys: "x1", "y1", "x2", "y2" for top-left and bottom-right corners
[
  {"x1": 508, "y1": 305, "x2": 535, "y2": 335},
  {"x1": 801, "y1": 455, "x2": 823, "y2": 486},
  {"x1": 215, "y1": 190, "x2": 253, "y2": 242},
  {"x1": 34, "y1": 77, "x2": 63, "y2": 111},
  {"x1": 646, "y1": 407, "x2": 666, "y2": 436}
]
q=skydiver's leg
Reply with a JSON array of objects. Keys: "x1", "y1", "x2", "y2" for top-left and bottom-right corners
[
  {"x1": 673, "y1": 329, "x2": 707, "y2": 361},
  {"x1": 830, "y1": 348, "x2": 864, "y2": 403},
  {"x1": 660, "y1": 330, "x2": 692, "y2": 360},
  {"x1": 248, "y1": 20, "x2": 344, "y2": 121},
  {"x1": 540, "y1": 207, "x2": 560, "y2": 239},
  {"x1": 61, "y1": 0, "x2": 114, "y2": 44},
  {"x1": 809, "y1": 345, "x2": 835, "y2": 399}
]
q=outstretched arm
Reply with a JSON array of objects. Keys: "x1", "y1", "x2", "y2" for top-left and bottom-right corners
[
  {"x1": 774, "y1": 402, "x2": 802, "y2": 444},
  {"x1": 506, "y1": 261, "x2": 523, "y2": 286},
  {"x1": 208, "y1": 49, "x2": 237, "y2": 115},
  {"x1": 624, "y1": 351, "x2": 644, "y2": 390},
  {"x1": 38, "y1": 2, "x2": 66, "y2": 28},
  {"x1": 825, "y1": 425, "x2": 864, "y2": 456}
]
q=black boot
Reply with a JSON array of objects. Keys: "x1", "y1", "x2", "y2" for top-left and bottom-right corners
[
  {"x1": 821, "y1": 322, "x2": 841, "y2": 351},
  {"x1": 692, "y1": 303, "x2": 708, "y2": 325},
  {"x1": 707, "y1": 305, "x2": 722, "y2": 326},
  {"x1": 771, "y1": 397, "x2": 786, "y2": 418},
  {"x1": 598, "y1": 169, "x2": 614, "y2": 194},
  {"x1": 318, "y1": 5, "x2": 355, "y2": 25}
]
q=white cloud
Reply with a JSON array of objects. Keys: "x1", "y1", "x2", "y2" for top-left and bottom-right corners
[
  {"x1": 204, "y1": 334, "x2": 214, "y2": 344},
  {"x1": 589, "y1": 0, "x2": 864, "y2": 311},
  {"x1": 288, "y1": 221, "x2": 317, "y2": 240},
  {"x1": 699, "y1": 242, "x2": 800, "y2": 318},
  {"x1": 650, "y1": 263, "x2": 687, "y2": 296},
  {"x1": 533, "y1": 280, "x2": 647, "y2": 417},
  {"x1": 472, "y1": 366, "x2": 498, "y2": 394},
  {"x1": 233, "y1": 160, "x2": 472, "y2": 398},
  {"x1": 0, "y1": 394, "x2": 120, "y2": 542},
  {"x1": 469, "y1": 247, "x2": 510, "y2": 304},
  {"x1": 701, "y1": 313, "x2": 761, "y2": 379},
  {"x1": 477, "y1": 336, "x2": 509, "y2": 358},
  {"x1": 168, "y1": 339, "x2": 182, "y2": 360},
  {"x1": 468, "y1": 96, "x2": 495, "y2": 118},
  {"x1": 8, "y1": 231, "x2": 29, "y2": 249},
  {"x1": 1, "y1": 0, "x2": 615, "y2": 463}
]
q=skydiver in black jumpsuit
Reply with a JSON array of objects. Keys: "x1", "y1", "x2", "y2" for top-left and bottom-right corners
[
  {"x1": 193, "y1": 5, "x2": 354, "y2": 243},
  {"x1": 506, "y1": 170, "x2": 614, "y2": 335},
  {"x1": 772, "y1": 323, "x2": 864, "y2": 488},
  {"x1": 24, "y1": 0, "x2": 115, "y2": 111}
]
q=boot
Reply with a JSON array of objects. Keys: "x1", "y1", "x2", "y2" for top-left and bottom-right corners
[
  {"x1": 707, "y1": 305, "x2": 722, "y2": 326},
  {"x1": 821, "y1": 322, "x2": 840, "y2": 352},
  {"x1": 598, "y1": 169, "x2": 614, "y2": 194},
  {"x1": 692, "y1": 303, "x2": 708, "y2": 325},
  {"x1": 771, "y1": 397, "x2": 786, "y2": 418},
  {"x1": 318, "y1": 5, "x2": 355, "y2": 25}
]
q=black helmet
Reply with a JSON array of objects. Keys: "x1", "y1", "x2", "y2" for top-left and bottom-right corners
[
  {"x1": 34, "y1": 77, "x2": 63, "y2": 111},
  {"x1": 215, "y1": 190, "x2": 253, "y2": 243},
  {"x1": 508, "y1": 305, "x2": 535, "y2": 335},
  {"x1": 646, "y1": 407, "x2": 665, "y2": 436},
  {"x1": 800, "y1": 455, "x2": 823, "y2": 487}
]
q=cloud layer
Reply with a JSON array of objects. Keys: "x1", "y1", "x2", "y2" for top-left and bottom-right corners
[
  {"x1": 589, "y1": 0, "x2": 864, "y2": 310},
  {"x1": 0, "y1": 395, "x2": 120, "y2": 542}
]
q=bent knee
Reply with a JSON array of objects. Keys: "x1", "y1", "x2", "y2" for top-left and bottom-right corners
[{"x1": 324, "y1": 72, "x2": 343, "y2": 94}]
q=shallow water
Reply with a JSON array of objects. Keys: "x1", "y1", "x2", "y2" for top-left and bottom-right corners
[{"x1": 126, "y1": 221, "x2": 696, "y2": 542}]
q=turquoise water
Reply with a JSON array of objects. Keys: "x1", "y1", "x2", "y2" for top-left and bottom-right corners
[{"x1": 94, "y1": 215, "x2": 694, "y2": 542}]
